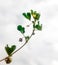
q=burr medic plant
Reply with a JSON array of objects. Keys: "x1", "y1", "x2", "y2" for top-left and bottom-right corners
[{"x1": 0, "y1": 10, "x2": 42, "y2": 64}]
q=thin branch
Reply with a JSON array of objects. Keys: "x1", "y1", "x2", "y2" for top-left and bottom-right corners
[
  {"x1": 0, "y1": 58, "x2": 6, "y2": 62},
  {"x1": 11, "y1": 27, "x2": 35, "y2": 55},
  {"x1": 0, "y1": 21, "x2": 35, "y2": 62}
]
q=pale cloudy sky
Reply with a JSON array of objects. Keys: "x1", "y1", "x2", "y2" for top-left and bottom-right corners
[{"x1": 0, "y1": 0, "x2": 58, "y2": 65}]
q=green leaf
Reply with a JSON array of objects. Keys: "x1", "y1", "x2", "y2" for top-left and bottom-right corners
[
  {"x1": 31, "y1": 10, "x2": 33, "y2": 14},
  {"x1": 36, "y1": 13, "x2": 40, "y2": 20},
  {"x1": 11, "y1": 45, "x2": 16, "y2": 53},
  {"x1": 27, "y1": 13, "x2": 31, "y2": 20},
  {"x1": 5, "y1": 45, "x2": 11, "y2": 56},
  {"x1": 23, "y1": 13, "x2": 27, "y2": 19},
  {"x1": 25, "y1": 36, "x2": 30, "y2": 42},
  {"x1": 31, "y1": 10, "x2": 40, "y2": 20},
  {"x1": 35, "y1": 22, "x2": 42, "y2": 30},
  {"x1": 23, "y1": 12, "x2": 31, "y2": 20},
  {"x1": 17, "y1": 25, "x2": 25, "y2": 34},
  {"x1": 5, "y1": 45, "x2": 16, "y2": 56}
]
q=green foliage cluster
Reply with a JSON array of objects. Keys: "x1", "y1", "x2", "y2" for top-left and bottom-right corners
[
  {"x1": 4, "y1": 10, "x2": 42, "y2": 64},
  {"x1": 31, "y1": 10, "x2": 40, "y2": 20},
  {"x1": 17, "y1": 10, "x2": 42, "y2": 34}
]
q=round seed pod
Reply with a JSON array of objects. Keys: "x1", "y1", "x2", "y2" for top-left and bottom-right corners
[
  {"x1": 19, "y1": 38, "x2": 23, "y2": 42},
  {"x1": 26, "y1": 25, "x2": 30, "y2": 27},
  {"x1": 5, "y1": 57, "x2": 12, "y2": 64}
]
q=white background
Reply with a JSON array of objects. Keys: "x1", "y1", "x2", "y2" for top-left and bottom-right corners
[{"x1": 0, "y1": 0, "x2": 58, "y2": 65}]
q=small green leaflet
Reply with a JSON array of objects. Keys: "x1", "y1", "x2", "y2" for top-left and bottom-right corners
[
  {"x1": 17, "y1": 25, "x2": 25, "y2": 34},
  {"x1": 23, "y1": 12, "x2": 31, "y2": 20},
  {"x1": 31, "y1": 10, "x2": 33, "y2": 15},
  {"x1": 35, "y1": 13, "x2": 40, "y2": 20},
  {"x1": 31, "y1": 10, "x2": 40, "y2": 20},
  {"x1": 35, "y1": 22, "x2": 42, "y2": 30},
  {"x1": 5, "y1": 45, "x2": 16, "y2": 56},
  {"x1": 25, "y1": 36, "x2": 30, "y2": 42}
]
